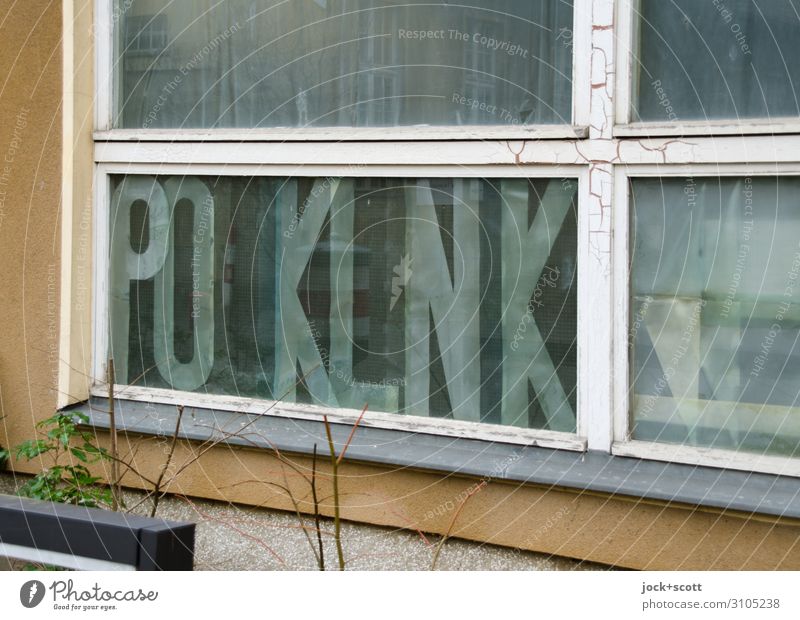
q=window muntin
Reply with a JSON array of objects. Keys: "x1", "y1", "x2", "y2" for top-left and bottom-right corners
[
  {"x1": 109, "y1": 174, "x2": 578, "y2": 432},
  {"x1": 124, "y1": 14, "x2": 167, "y2": 55},
  {"x1": 115, "y1": 0, "x2": 574, "y2": 129},
  {"x1": 629, "y1": 176, "x2": 800, "y2": 458},
  {"x1": 632, "y1": 0, "x2": 800, "y2": 123}
]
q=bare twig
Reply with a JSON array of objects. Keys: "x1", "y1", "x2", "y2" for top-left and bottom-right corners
[
  {"x1": 337, "y1": 404, "x2": 368, "y2": 465},
  {"x1": 430, "y1": 481, "x2": 486, "y2": 570},
  {"x1": 311, "y1": 444, "x2": 325, "y2": 571},
  {"x1": 164, "y1": 365, "x2": 321, "y2": 483},
  {"x1": 323, "y1": 415, "x2": 345, "y2": 571},
  {"x1": 149, "y1": 405, "x2": 184, "y2": 517},
  {"x1": 88, "y1": 361, "x2": 355, "y2": 570},
  {"x1": 378, "y1": 502, "x2": 433, "y2": 547},
  {"x1": 176, "y1": 494, "x2": 288, "y2": 569},
  {"x1": 115, "y1": 443, "x2": 144, "y2": 485},
  {"x1": 101, "y1": 452, "x2": 158, "y2": 488},
  {"x1": 273, "y1": 450, "x2": 321, "y2": 568}
]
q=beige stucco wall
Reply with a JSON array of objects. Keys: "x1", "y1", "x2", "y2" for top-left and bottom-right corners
[
  {"x1": 0, "y1": 0, "x2": 798, "y2": 571},
  {"x1": 59, "y1": 0, "x2": 94, "y2": 410},
  {"x1": 94, "y1": 434, "x2": 800, "y2": 570},
  {"x1": 0, "y1": 0, "x2": 63, "y2": 456}
]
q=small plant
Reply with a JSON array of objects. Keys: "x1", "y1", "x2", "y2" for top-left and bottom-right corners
[{"x1": 13, "y1": 411, "x2": 113, "y2": 508}]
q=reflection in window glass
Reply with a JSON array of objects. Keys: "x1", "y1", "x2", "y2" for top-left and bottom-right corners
[
  {"x1": 630, "y1": 177, "x2": 800, "y2": 457},
  {"x1": 109, "y1": 175, "x2": 578, "y2": 431},
  {"x1": 633, "y1": 1, "x2": 800, "y2": 121},
  {"x1": 115, "y1": 0, "x2": 573, "y2": 128}
]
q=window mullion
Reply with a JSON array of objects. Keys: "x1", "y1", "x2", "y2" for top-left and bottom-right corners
[{"x1": 578, "y1": 0, "x2": 615, "y2": 451}]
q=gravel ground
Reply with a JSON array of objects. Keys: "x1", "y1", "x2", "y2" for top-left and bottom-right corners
[{"x1": 0, "y1": 472, "x2": 605, "y2": 571}]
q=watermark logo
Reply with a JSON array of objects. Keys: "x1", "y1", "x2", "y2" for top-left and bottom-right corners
[
  {"x1": 20, "y1": 580, "x2": 45, "y2": 608},
  {"x1": 18, "y1": 579, "x2": 160, "y2": 612},
  {"x1": 390, "y1": 254, "x2": 413, "y2": 311}
]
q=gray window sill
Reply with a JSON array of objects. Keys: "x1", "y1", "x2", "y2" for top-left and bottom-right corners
[{"x1": 78, "y1": 397, "x2": 800, "y2": 521}]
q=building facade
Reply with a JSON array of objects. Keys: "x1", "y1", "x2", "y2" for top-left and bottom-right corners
[{"x1": 1, "y1": 0, "x2": 799, "y2": 569}]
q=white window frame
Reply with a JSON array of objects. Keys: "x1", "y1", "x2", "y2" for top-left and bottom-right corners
[
  {"x1": 614, "y1": 0, "x2": 800, "y2": 138},
  {"x1": 612, "y1": 162, "x2": 800, "y2": 477},
  {"x1": 89, "y1": 0, "x2": 600, "y2": 452},
  {"x1": 94, "y1": 0, "x2": 592, "y2": 140},
  {"x1": 90, "y1": 0, "x2": 800, "y2": 475},
  {"x1": 612, "y1": 0, "x2": 800, "y2": 480},
  {"x1": 92, "y1": 160, "x2": 590, "y2": 451}
]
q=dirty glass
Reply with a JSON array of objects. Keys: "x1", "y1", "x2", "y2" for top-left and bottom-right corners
[
  {"x1": 115, "y1": 0, "x2": 574, "y2": 128},
  {"x1": 109, "y1": 174, "x2": 578, "y2": 431},
  {"x1": 633, "y1": 1, "x2": 800, "y2": 121},
  {"x1": 630, "y1": 176, "x2": 800, "y2": 457}
]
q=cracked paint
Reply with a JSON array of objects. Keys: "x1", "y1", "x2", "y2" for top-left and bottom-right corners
[
  {"x1": 498, "y1": 1, "x2": 702, "y2": 267},
  {"x1": 587, "y1": 0, "x2": 614, "y2": 264}
]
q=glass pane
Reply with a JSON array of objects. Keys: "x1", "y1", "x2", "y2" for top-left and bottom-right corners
[
  {"x1": 115, "y1": 0, "x2": 573, "y2": 128},
  {"x1": 633, "y1": 1, "x2": 800, "y2": 121},
  {"x1": 630, "y1": 176, "x2": 800, "y2": 457},
  {"x1": 109, "y1": 175, "x2": 578, "y2": 431}
]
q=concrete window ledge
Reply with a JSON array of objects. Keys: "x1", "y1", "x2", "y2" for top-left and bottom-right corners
[{"x1": 79, "y1": 397, "x2": 800, "y2": 521}]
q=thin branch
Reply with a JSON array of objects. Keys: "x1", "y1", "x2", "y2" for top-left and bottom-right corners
[
  {"x1": 274, "y1": 455, "x2": 321, "y2": 568},
  {"x1": 149, "y1": 405, "x2": 184, "y2": 518},
  {"x1": 115, "y1": 443, "x2": 144, "y2": 485},
  {"x1": 101, "y1": 451, "x2": 158, "y2": 487},
  {"x1": 164, "y1": 364, "x2": 321, "y2": 483},
  {"x1": 337, "y1": 404, "x2": 368, "y2": 465},
  {"x1": 111, "y1": 361, "x2": 162, "y2": 394},
  {"x1": 311, "y1": 444, "x2": 325, "y2": 571},
  {"x1": 323, "y1": 415, "x2": 345, "y2": 571},
  {"x1": 430, "y1": 482, "x2": 486, "y2": 571},
  {"x1": 124, "y1": 493, "x2": 159, "y2": 514},
  {"x1": 176, "y1": 494, "x2": 288, "y2": 569}
]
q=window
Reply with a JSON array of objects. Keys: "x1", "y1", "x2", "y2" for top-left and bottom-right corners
[
  {"x1": 353, "y1": 9, "x2": 401, "y2": 126},
  {"x1": 115, "y1": 0, "x2": 575, "y2": 129},
  {"x1": 92, "y1": 0, "x2": 590, "y2": 450},
  {"x1": 108, "y1": 174, "x2": 578, "y2": 431},
  {"x1": 629, "y1": 176, "x2": 800, "y2": 458},
  {"x1": 631, "y1": 0, "x2": 800, "y2": 121},
  {"x1": 610, "y1": 0, "x2": 800, "y2": 475},
  {"x1": 92, "y1": 0, "x2": 800, "y2": 475},
  {"x1": 124, "y1": 14, "x2": 168, "y2": 55}
]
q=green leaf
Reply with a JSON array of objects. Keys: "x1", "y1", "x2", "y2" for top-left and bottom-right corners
[
  {"x1": 15, "y1": 440, "x2": 52, "y2": 460},
  {"x1": 23, "y1": 562, "x2": 65, "y2": 571},
  {"x1": 70, "y1": 447, "x2": 88, "y2": 462},
  {"x1": 20, "y1": 472, "x2": 55, "y2": 501},
  {"x1": 13, "y1": 410, "x2": 115, "y2": 509},
  {"x1": 36, "y1": 413, "x2": 61, "y2": 429},
  {"x1": 82, "y1": 443, "x2": 108, "y2": 456}
]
